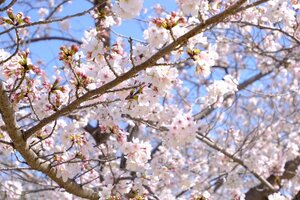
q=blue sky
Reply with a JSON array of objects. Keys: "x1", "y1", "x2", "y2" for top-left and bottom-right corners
[
  {"x1": 0, "y1": 0, "x2": 178, "y2": 69},
  {"x1": 0, "y1": 0, "x2": 264, "y2": 116}
]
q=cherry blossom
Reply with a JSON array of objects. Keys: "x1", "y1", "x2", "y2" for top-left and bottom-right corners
[
  {"x1": 112, "y1": 0, "x2": 144, "y2": 19},
  {"x1": 119, "y1": 138, "x2": 152, "y2": 171},
  {"x1": 0, "y1": 0, "x2": 300, "y2": 199},
  {"x1": 164, "y1": 112, "x2": 198, "y2": 147},
  {"x1": 268, "y1": 192, "x2": 288, "y2": 200},
  {"x1": 205, "y1": 75, "x2": 238, "y2": 107}
]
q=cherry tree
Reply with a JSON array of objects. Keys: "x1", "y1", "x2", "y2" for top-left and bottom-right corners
[{"x1": 0, "y1": 0, "x2": 300, "y2": 199}]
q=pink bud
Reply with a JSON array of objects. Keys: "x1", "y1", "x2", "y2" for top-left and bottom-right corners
[
  {"x1": 71, "y1": 44, "x2": 79, "y2": 53},
  {"x1": 7, "y1": 8, "x2": 14, "y2": 21},
  {"x1": 171, "y1": 11, "x2": 177, "y2": 18},
  {"x1": 0, "y1": 17, "x2": 4, "y2": 25},
  {"x1": 23, "y1": 16, "x2": 31, "y2": 24}
]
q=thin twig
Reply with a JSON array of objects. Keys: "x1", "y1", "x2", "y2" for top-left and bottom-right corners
[
  {"x1": 0, "y1": 0, "x2": 17, "y2": 12},
  {"x1": 0, "y1": 1, "x2": 106, "y2": 36},
  {"x1": 104, "y1": 54, "x2": 119, "y2": 77},
  {"x1": 0, "y1": 28, "x2": 20, "y2": 65},
  {"x1": 196, "y1": 133, "x2": 276, "y2": 192}
]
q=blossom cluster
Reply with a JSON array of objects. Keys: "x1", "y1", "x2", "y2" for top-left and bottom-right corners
[
  {"x1": 113, "y1": 0, "x2": 144, "y2": 19},
  {"x1": 119, "y1": 138, "x2": 152, "y2": 171},
  {"x1": 205, "y1": 75, "x2": 238, "y2": 107},
  {"x1": 0, "y1": 1, "x2": 300, "y2": 200},
  {"x1": 164, "y1": 112, "x2": 198, "y2": 147}
]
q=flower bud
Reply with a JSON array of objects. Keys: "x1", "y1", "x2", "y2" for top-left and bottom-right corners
[
  {"x1": 7, "y1": 8, "x2": 14, "y2": 20},
  {"x1": 0, "y1": 17, "x2": 4, "y2": 25},
  {"x1": 23, "y1": 16, "x2": 31, "y2": 24},
  {"x1": 71, "y1": 44, "x2": 79, "y2": 53},
  {"x1": 16, "y1": 12, "x2": 23, "y2": 19}
]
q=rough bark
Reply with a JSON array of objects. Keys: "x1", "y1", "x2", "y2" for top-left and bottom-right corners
[
  {"x1": 2, "y1": 1, "x2": 278, "y2": 199},
  {"x1": 0, "y1": 81, "x2": 99, "y2": 200},
  {"x1": 24, "y1": 0, "x2": 249, "y2": 140},
  {"x1": 293, "y1": 190, "x2": 300, "y2": 200},
  {"x1": 245, "y1": 156, "x2": 300, "y2": 200}
]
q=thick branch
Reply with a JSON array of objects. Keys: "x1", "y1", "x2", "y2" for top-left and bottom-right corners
[
  {"x1": 24, "y1": 0, "x2": 248, "y2": 140},
  {"x1": 0, "y1": 81, "x2": 99, "y2": 200},
  {"x1": 293, "y1": 190, "x2": 300, "y2": 200},
  {"x1": 237, "y1": 0, "x2": 270, "y2": 12},
  {"x1": 0, "y1": 0, "x2": 17, "y2": 12},
  {"x1": 245, "y1": 156, "x2": 300, "y2": 200},
  {"x1": 196, "y1": 134, "x2": 276, "y2": 191},
  {"x1": 21, "y1": 36, "x2": 82, "y2": 45}
]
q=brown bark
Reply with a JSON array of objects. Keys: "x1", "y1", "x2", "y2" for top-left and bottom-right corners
[
  {"x1": 2, "y1": 1, "x2": 279, "y2": 199},
  {"x1": 245, "y1": 156, "x2": 300, "y2": 200},
  {"x1": 293, "y1": 190, "x2": 300, "y2": 200},
  {"x1": 0, "y1": 82, "x2": 99, "y2": 200},
  {"x1": 94, "y1": 0, "x2": 110, "y2": 47},
  {"x1": 24, "y1": 0, "x2": 249, "y2": 140}
]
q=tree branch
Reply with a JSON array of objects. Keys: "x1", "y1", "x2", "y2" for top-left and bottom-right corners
[
  {"x1": 0, "y1": 0, "x2": 17, "y2": 12},
  {"x1": 193, "y1": 70, "x2": 272, "y2": 120},
  {"x1": 23, "y1": 0, "x2": 249, "y2": 140},
  {"x1": 0, "y1": 1, "x2": 107, "y2": 36},
  {"x1": 196, "y1": 134, "x2": 276, "y2": 192},
  {"x1": 293, "y1": 189, "x2": 300, "y2": 200},
  {"x1": 16, "y1": 36, "x2": 82, "y2": 47},
  {"x1": 0, "y1": 81, "x2": 99, "y2": 200},
  {"x1": 245, "y1": 156, "x2": 300, "y2": 200},
  {"x1": 0, "y1": 28, "x2": 20, "y2": 65}
]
